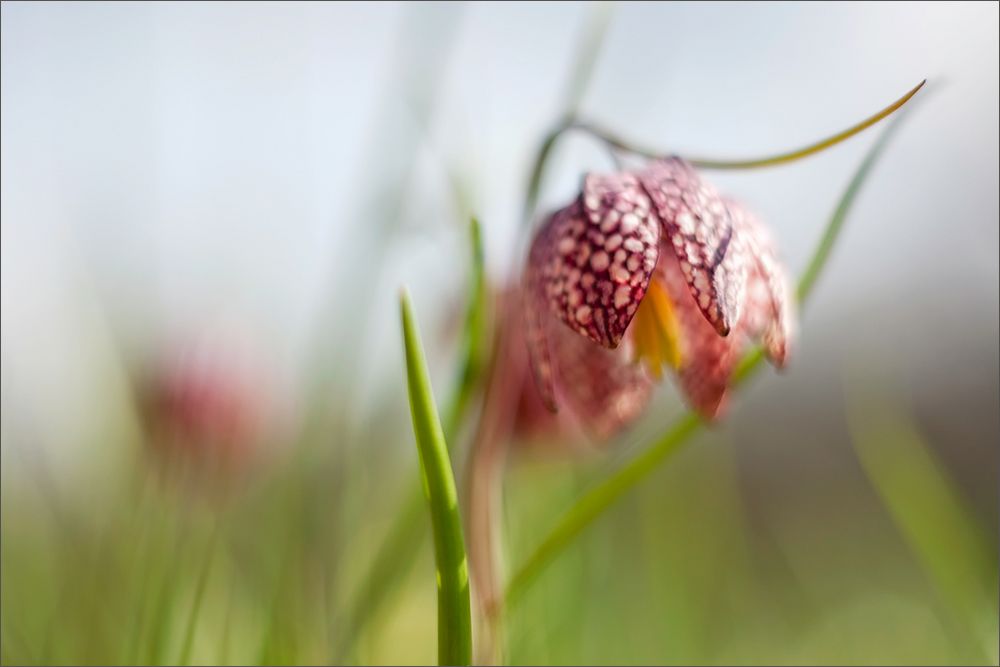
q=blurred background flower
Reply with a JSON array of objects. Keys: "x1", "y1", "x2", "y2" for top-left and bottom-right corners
[{"x1": 139, "y1": 326, "x2": 292, "y2": 483}]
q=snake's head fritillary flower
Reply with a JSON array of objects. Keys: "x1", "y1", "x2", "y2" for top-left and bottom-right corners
[{"x1": 525, "y1": 157, "x2": 795, "y2": 423}]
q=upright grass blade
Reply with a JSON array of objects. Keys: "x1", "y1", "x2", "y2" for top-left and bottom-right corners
[
  {"x1": 522, "y1": 2, "x2": 614, "y2": 225},
  {"x1": 443, "y1": 217, "x2": 489, "y2": 441},
  {"x1": 141, "y1": 500, "x2": 188, "y2": 665},
  {"x1": 177, "y1": 524, "x2": 220, "y2": 666},
  {"x1": 562, "y1": 1, "x2": 613, "y2": 113},
  {"x1": 218, "y1": 582, "x2": 234, "y2": 666},
  {"x1": 503, "y1": 101, "x2": 918, "y2": 611},
  {"x1": 845, "y1": 380, "x2": 997, "y2": 662},
  {"x1": 336, "y1": 219, "x2": 486, "y2": 662},
  {"x1": 400, "y1": 290, "x2": 473, "y2": 666}
]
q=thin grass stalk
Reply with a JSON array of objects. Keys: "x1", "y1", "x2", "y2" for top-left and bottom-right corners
[
  {"x1": 335, "y1": 218, "x2": 486, "y2": 662},
  {"x1": 401, "y1": 290, "x2": 473, "y2": 666},
  {"x1": 177, "y1": 522, "x2": 220, "y2": 666}
]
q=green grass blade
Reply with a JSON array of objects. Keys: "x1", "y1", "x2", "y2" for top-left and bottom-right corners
[
  {"x1": 400, "y1": 290, "x2": 473, "y2": 666},
  {"x1": 142, "y1": 505, "x2": 185, "y2": 666},
  {"x1": 504, "y1": 413, "x2": 701, "y2": 609},
  {"x1": 335, "y1": 219, "x2": 486, "y2": 662},
  {"x1": 218, "y1": 584, "x2": 233, "y2": 666},
  {"x1": 177, "y1": 526, "x2": 219, "y2": 666},
  {"x1": 561, "y1": 1, "x2": 613, "y2": 113},
  {"x1": 794, "y1": 112, "x2": 905, "y2": 303},
  {"x1": 442, "y1": 217, "x2": 489, "y2": 442},
  {"x1": 845, "y1": 381, "x2": 997, "y2": 662},
  {"x1": 522, "y1": 3, "x2": 614, "y2": 225},
  {"x1": 503, "y1": 104, "x2": 916, "y2": 611},
  {"x1": 334, "y1": 493, "x2": 426, "y2": 663}
]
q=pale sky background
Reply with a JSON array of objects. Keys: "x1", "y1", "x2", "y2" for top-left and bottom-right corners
[{"x1": 2, "y1": 2, "x2": 997, "y2": 481}]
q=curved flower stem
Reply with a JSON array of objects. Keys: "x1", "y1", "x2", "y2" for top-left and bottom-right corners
[
  {"x1": 523, "y1": 80, "x2": 924, "y2": 228},
  {"x1": 522, "y1": 116, "x2": 575, "y2": 226},
  {"x1": 502, "y1": 104, "x2": 916, "y2": 613},
  {"x1": 574, "y1": 79, "x2": 924, "y2": 169}
]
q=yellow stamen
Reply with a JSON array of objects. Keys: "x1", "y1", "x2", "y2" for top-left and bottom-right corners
[
  {"x1": 633, "y1": 299, "x2": 663, "y2": 380},
  {"x1": 648, "y1": 279, "x2": 683, "y2": 370},
  {"x1": 631, "y1": 278, "x2": 683, "y2": 377}
]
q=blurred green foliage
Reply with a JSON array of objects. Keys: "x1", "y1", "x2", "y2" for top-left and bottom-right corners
[{"x1": 3, "y1": 400, "x2": 996, "y2": 666}]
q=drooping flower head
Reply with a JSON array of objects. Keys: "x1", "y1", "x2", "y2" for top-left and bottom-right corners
[{"x1": 524, "y1": 157, "x2": 795, "y2": 433}]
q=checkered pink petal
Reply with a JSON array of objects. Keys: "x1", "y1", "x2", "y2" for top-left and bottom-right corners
[
  {"x1": 728, "y1": 201, "x2": 796, "y2": 367},
  {"x1": 656, "y1": 248, "x2": 745, "y2": 419},
  {"x1": 527, "y1": 173, "x2": 661, "y2": 349},
  {"x1": 638, "y1": 158, "x2": 747, "y2": 336}
]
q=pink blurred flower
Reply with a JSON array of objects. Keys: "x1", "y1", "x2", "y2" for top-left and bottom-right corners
[
  {"x1": 524, "y1": 157, "x2": 795, "y2": 428},
  {"x1": 142, "y1": 332, "x2": 288, "y2": 475}
]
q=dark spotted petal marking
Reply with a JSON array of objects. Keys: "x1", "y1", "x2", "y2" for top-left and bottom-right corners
[
  {"x1": 728, "y1": 202, "x2": 795, "y2": 367},
  {"x1": 528, "y1": 175, "x2": 660, "y2": 348},
  {"x1": 638, "y1": 158, "x2": 746, "y2": 336}
]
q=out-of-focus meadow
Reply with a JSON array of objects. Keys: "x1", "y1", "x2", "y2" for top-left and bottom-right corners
[{"x1": 2, "y1": 2, "x2": 998, "y2": 665}]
